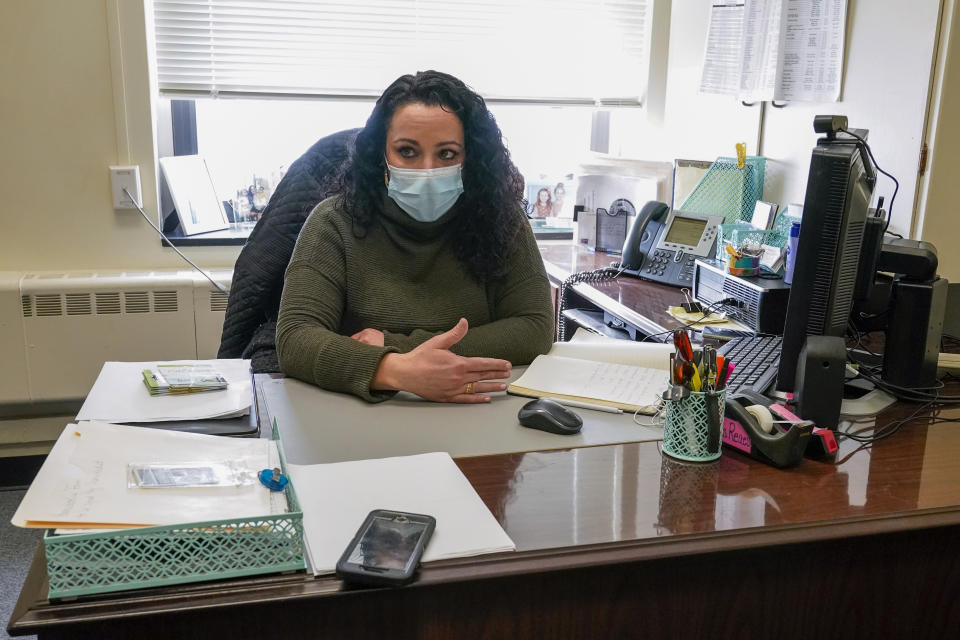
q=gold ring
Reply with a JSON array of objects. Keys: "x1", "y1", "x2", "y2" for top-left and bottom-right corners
[{"x1": 465, "y1": 382, "x2": 474, "y2": 394}]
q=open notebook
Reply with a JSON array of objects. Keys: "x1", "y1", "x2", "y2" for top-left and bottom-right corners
[{"x1": 508, "y1": 331, "x2": 674, "y2": 414}]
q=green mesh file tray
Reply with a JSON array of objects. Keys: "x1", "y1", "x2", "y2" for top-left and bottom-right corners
[
  {"x1": 715, "y1": 223, "x2": 789, "y2": 260},
  {"x1": 770, "y1": 210, "x2": 801, "y2": 240},
  {"x1": 678, "y1": 156, "x2": 765, "y2": 224},
  {"x1": 43, "y1": 420, "x2": 305, "y2": 600}
]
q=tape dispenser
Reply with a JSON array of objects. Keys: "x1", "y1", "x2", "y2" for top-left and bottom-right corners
[{"x1": 722, "y1": 390, "x2": 814, "y2": 468}]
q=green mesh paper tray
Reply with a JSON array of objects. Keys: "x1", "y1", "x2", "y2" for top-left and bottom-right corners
[
  {"x1": 715, "y1": 223, "x2": 788, "y2": 260},
  {"x1": 679, "y1": 156, "x2": 765, "y2": 224},
  {"x1": 43, "y1": 420, "x2": 305, "y2": 599}
]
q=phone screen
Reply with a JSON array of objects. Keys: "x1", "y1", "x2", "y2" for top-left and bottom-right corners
[
  {"x1": 346, "y1": 513, "x2": 429, "y2": 571},
  {"x1": 665, "y1": 216, "x2": 707, "y2": 246}
]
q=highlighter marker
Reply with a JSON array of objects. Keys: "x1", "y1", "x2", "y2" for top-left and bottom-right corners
[{"x1": 723, "y1": 362, "x2": 735, "y2": 387}]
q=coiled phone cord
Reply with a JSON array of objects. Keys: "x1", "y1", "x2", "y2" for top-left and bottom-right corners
[{"x1": 556, "y1": 266, "x2": 623, "y2": 342}]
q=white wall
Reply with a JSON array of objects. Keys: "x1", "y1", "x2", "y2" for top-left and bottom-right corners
[
  {"x1": 760, "y1": 0, "x2": 942, "y2": 239},
  {"x1": 0, "y1": 0, "x2": 957, "y2": 280},
  {"x1": 613, "y1": 0, "x2": 763, "y2": 162},
  {"x1": 0, "y1": 0, "x2": 239, "y2": 273}
]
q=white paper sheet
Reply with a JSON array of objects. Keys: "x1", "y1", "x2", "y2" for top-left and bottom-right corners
[
  {"x1": 288, "y1": 452, "x2": 515, "y2": 575},
  {"x1": 739, "y1": 0, "x2": 783, "y2": 102},
  {"x1": 776, "y1": 0, "x2": 846, "y2": 102},
  {"x1": 551, "y1": 331, "x2": 674, "y2": 368},
  {"x1": 12, "y1": 421, "x2": 275, "y2": 528},
  {"x1": 76, "y1": 360, "x2": 251, "y2": 422},
  {"x1": 700, "y1": 1, "x2": 745, "y2": 95},
  {"x1": 701, "y1": 0, "x2": 846, "y2": 102}
]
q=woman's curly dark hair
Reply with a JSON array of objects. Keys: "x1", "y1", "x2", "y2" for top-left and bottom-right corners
[{"x1": 337, "y1": 70, "x2": 527, "y2": 281}]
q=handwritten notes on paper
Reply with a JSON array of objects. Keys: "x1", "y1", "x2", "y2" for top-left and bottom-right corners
[
  {"x1": 701, "y1": 0, "x2": 847, "y2": 102},
  {"x1": 508, "y1": 338, "x2": 673, "y2": 414}
]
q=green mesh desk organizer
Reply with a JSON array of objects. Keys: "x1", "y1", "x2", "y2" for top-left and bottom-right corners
[
  {"x1": 662, "y1": 390, "x2": 726, "y2": 463},
  {"x1": 42, "y1": 420, "x2": 305, "y2": 600},
  {"x1": 715, "y1": 223, "x2": 787, "y2": 258},
  {"x1": 678, "y1": 156, "x2": 766, "y2": 224}
]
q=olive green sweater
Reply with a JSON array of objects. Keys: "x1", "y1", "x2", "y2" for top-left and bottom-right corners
[{"x1": 276, "y1": 194, "x2": 554, "y2": 402}]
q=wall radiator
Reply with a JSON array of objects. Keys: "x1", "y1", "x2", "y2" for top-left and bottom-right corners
[{"x1": 0, "y1": 270, "x2": 232, "y2": 406}]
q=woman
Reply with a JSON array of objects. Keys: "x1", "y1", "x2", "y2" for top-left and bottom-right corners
[
  {"x1": 531, "y1": 188, "x2": 552, "y2": 218},
  {"x1": 551, "y1": 182, "x2": 566, "y2": 217},
  {"x1": 276, "y1": 71, "x2": 554, "y2": 404}
]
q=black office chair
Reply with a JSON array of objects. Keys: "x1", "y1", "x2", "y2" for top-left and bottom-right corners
[{"x1": 218, "y1": 128, "x2": 361, "y2": 372}]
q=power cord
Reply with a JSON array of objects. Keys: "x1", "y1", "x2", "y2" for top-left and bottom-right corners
[
  {"x1": 639, "y1": 298, "x2": 738, "y2": 343},
  {"x1": 122, "y1": 187, "x2": 229, "y2": 296},
  {"x1": 839, "y1": 129, "x2": 900, "y2": 235}
]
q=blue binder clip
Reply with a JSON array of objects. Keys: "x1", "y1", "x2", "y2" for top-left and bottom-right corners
[{"x1": 259, "y1": 467, "x2": 288, "y2": 491}]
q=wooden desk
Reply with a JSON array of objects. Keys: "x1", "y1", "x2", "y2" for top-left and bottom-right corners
[{"x1": 9, "y1": 254, "x2": 960, "y2": 639}]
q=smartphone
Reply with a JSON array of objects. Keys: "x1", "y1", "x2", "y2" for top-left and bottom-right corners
[{"x1": 335, "y1": 509, "x2": 436, "y2": 587}]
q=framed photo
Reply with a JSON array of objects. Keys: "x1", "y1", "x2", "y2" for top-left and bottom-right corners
[
  {"x1": 159, "y1": 155, "x2": 229, "y2": 236},
  {"x1": 525, "y1": 176, "x2": 574, "y2": 219}
]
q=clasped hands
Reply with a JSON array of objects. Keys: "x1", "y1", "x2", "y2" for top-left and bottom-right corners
[{"x1": 358, "y1": 318, "x2": 511, "y2": 403}]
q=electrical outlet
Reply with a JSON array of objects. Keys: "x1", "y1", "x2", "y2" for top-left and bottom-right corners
[{"x1": 110, "y1": 165, "x2": 142, "y2": 210}]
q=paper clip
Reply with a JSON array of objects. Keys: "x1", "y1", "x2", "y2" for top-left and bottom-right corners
[{"x1": 736, "y1": 142, "x2": 747, "y2": 169}]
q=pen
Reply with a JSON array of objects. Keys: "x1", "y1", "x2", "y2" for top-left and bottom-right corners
[{"x1": 545, "y1": 397, "x2": 623, "y2": 414}]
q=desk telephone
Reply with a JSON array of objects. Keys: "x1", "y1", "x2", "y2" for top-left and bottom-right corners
[{"x1": 617, "y1": 201, "x2": 724, "y2": 288}]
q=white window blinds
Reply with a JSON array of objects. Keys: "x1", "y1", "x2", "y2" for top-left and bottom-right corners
[{"x1": 153, "y1": 0, "x2": 652, "y2": 104}]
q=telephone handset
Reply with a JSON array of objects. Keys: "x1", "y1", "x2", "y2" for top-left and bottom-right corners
[{"x1": 618, "y1": 201, "x2": 724, "y2": 288}]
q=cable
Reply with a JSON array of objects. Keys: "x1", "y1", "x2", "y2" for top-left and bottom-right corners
[
  {"x1": 638, "y1": 298, "x2": 737, "y2": 343},
  {"x1": 835, "y1": 400, "x2": 950, "y2": 446},
  {"x1": 556, "y1": 265, "x2": 624, "y2": 341},
  {"x1": 122, "y1": 187, "x2": 229, "y2": 296},
  {"x1": 839, "y1": 129, "x2": 900, "y2": 234}
]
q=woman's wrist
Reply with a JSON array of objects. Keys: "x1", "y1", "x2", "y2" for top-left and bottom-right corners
[{"x1": 371, "y1": 352, "x2": 404, "y2": 391}]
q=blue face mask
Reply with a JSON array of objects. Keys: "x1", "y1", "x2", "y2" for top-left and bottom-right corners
[{"x1": 386, "y1": 163, "x2": 464, "y2": 223}]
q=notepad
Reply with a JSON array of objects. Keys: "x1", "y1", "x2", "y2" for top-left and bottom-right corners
[{"x1": 508, "y1": 336, "x2": 673, "y2": 414}]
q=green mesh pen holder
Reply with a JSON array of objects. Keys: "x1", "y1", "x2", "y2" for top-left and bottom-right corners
[
  {"x1": 679, "y1": 156, "x2": 765, "y2": 224},
  {"x1": 662, "y1": 390, "x2": 726, "y2": 463},
  {"x1": 43, "y1": 419, "x2": 305, "y2": 600}
]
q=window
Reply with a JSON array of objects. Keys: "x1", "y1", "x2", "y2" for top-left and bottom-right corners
[{"x1": 152, "y1": 0, "x2": 654, "y2": 238}]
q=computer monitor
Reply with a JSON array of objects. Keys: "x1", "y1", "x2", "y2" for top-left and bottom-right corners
[{"x1": 776, "y1": 116, "x2": 877, "y2": 392}]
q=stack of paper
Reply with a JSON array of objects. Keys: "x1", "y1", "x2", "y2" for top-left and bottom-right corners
[
  {"x1": 508, "y1": 335, "x2": 673, "y2": 414},
  {"x1": 12, "y1": 421, "x2": 279, "y2": 530},
  {"x1": 78, "y1": 359, "x2": 251, "y2": 422},
  {"x1": 142, "y1": 363, "x2": 228, "y2": 396},
  {"x1": 288, "y1": 452, "x2": 515, "y2": 575}
]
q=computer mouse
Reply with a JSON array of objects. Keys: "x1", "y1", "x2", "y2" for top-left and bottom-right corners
[{"x1": 517, "y1": 398, "x2": 583, "y2": 435}]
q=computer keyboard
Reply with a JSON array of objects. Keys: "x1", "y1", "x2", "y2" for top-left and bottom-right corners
[{"x1": 717, "y1": 335, "x2": 782, "y2": 395}]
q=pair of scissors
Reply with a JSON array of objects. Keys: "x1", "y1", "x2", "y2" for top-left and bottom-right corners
[
  {"x1": 672, "y1": 329, "x2": 701, "y2": 391},
  {"x1": 666, "y1": 353, "x2": 690, "y2": 402}
]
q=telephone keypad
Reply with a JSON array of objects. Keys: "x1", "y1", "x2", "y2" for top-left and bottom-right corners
[{"x1": 643, "y1": 251, "x2": 699, "y2": 284}]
